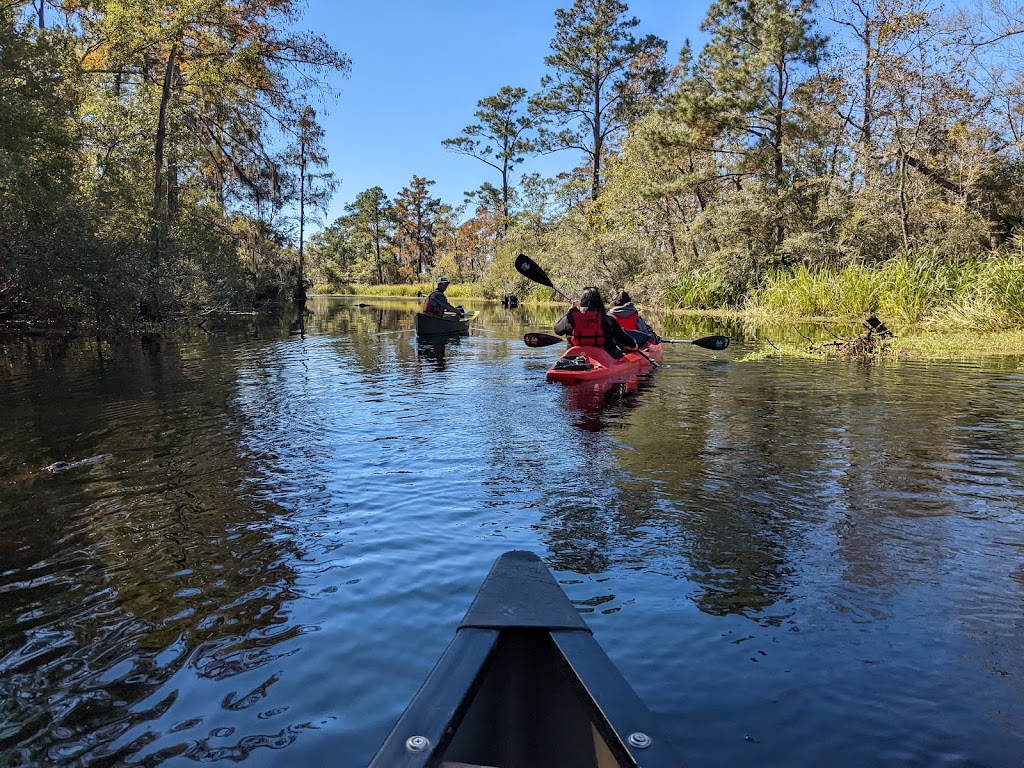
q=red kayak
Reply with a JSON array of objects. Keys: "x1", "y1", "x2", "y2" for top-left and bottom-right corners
[{"x1": 546, "y1": 342, "x2": 663, "y2": 383}]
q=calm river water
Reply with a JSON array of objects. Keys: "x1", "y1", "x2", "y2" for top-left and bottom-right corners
[{"x1": 2, "y1": 297, "x2": 1023, "y2": 767}]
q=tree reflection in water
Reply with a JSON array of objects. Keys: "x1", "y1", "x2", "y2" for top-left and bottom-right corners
[{"x1": 0, "y1": 330, "x2": 314, "y2": 766}]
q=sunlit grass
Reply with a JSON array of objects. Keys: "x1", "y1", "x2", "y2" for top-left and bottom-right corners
[
  {"x1": 889, "y1": 330, "x2": 1024, "y2": 359},
  {"x1": 876, "y1": 252, "x2": 961, "y2": 325},
  {"x1": 663, "y1": 269, "x2": 742, "y2": 309},
  {"x1": 828, "y1": 264, "x2": 880, "y2": 316},
  {"x1": 746, "y1": 264, "x2": 823, "y2": 316},
  {"x1": 739, "y1": 250, "x2": 1024, "y2": 334}
]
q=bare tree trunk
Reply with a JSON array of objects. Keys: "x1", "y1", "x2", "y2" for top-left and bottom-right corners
[
  {"x1": 862, "y1": 19, "x2": 873, "y2": 150},
  {"x1": 375, "y1": 237, "x2": 383, "y2": 283},
  {"x1": 592, "y1": 73, "x2": 602, "y2": 201},
  {"x1": 773, "y1": 56, "x2": 786, "y2": 247},
  {"x1": 898, "y1": 154, "x2": 911, "y2": 253},
  {"x1": 295, "y1": 133, "x2": 307, "y2": 303},
  {"x1": 145, "y1": 42, "x2": 178, "y2": 319},
  {"x1": 167, "y1": 153, "x2": 179, "y2": 218},
  {"x1": 153, "y1": 43, "x2": 178, "y2": 215},
  {"x1": 501, "y1": 163, "x2": 510, "y2": 233}
]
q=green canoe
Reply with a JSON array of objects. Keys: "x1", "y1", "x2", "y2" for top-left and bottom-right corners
[{"x1": 415, "y1": 311, "x2": 472, "y2": 337}]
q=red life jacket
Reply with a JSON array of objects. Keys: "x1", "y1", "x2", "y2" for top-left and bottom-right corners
[
  {"x1": 614, "y1": 312, "x2": 639, "y2": 331},
  {"x1": 423, "y1": 292, "x2": 444, "y2": 316},
  {"x1": 571, "y1": 309, "x2": 605, "y2": 347}
]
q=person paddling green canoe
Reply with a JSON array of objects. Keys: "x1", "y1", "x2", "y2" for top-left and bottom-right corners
[{"x1": 422, "y1": 276, "x2": 465, "y2": 318}]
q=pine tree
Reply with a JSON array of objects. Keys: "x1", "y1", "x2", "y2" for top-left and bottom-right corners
[{"x1": 534, "y1": 0, "x2": 669, "y2": 201}]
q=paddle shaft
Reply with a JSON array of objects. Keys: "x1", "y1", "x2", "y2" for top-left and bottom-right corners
[{"x1": 631, "y1": 346, "x2": 659, "y2": 367}]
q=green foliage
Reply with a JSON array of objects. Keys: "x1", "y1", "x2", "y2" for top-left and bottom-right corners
[
  {"x1": 337, "y1": 283, "x2": 486, "y2": 299},
  {"x1": 876, "y1": 251, "x2": 962, "y2": 325},
  {"x1": 534, "y1": 0, "x2": 669, "y2": 200},
  {"x1": 1, "y1": 1, "x2": 349, "y2": 326},
  {"x1": 663, "y1": 269, "x2": 743, "y2": 309},
  {"x1": 443, "y1": 85, "x2": 536, "y2": 222}
]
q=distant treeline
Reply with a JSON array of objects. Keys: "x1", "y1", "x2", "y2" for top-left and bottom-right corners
[
  {"x1": 3, "y1": 1, "x2": 1023, "y2": 329},
  {"x1": 309, "y1": 0, "x2": 1024, "y2": 328},
  {"x1": 0, "y1": 1, "x2": 347, "y2": 325}
]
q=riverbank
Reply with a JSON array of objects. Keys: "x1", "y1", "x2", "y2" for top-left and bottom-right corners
[{"x1": 737, "y1": 328, "x2": 1024, "y2": 363}]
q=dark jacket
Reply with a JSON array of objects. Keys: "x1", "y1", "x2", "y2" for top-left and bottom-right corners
[
  {"x1": 554, "y1": 307, "x2": 637, "y2": 359},
  {"x1": 609, "y1": 301, "x2": 657, "y2": 341},
  {"x1": 424, "y1": 289, "x2": 461, "y2": 317}
]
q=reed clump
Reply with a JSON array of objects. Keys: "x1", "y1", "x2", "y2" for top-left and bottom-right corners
[
  {"x1": 741, "y1": 250, "x2": 1024, "y2": 330},
  {"x1": 663, "y1": 270, "x2": 743, "y2": 310}
]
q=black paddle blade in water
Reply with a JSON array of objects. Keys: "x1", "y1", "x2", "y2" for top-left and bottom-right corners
[
  {"x1": 663, "y1": 335, "x2": 730, "y2": 350},
  {"x1": 514, "y1": 254, "x2": 554, "y2": 288},
  {"x1": 524, "y1": 332, "x2": 565, "y2": 347},
  {"x1": 693, "y1": 335, "x2": 730, "y2": 350}
]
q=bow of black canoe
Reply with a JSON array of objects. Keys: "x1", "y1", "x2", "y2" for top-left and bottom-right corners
[{"x1": 369, "y1": 551, "x2": 685, "y2": 768}]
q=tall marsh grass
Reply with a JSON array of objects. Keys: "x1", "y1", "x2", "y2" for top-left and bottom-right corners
[
  {"x1": 928, "y1": 253, "x2": 1024, "y2": 330},
  {"x1": 748, "y1": 263, "x2": 827, "y2": 316},
  {"x1": 743, "y1": 250, "x2": 1024, "y2": 328},
  {"x1": 876, "y1": 252, "x2": 963, "y2": 325},
  {"x1": 663, "y1": 269, "x2": 742, "y2": 309}
]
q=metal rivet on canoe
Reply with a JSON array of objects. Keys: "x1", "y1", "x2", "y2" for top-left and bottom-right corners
[
  {"x1": 405, "y1": 735, "x2": 430, "y2": 752},
  {"x1": 628, "y1": 732, "x2": 652, "y2": 749}
]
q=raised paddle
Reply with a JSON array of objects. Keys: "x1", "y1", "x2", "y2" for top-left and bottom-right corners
[
  {"x1": 661, "y1": 335, "x2": 730, "y2": 350},
  {"x1": 515, "y1": 254, "x2": 661, "y2": 368},
  {"x1": 514, "y1": 254, "x2": 574, "y2": 303}
]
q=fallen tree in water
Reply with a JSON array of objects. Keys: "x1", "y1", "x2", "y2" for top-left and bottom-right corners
[{"x1": 810, "y1": 316, "x2": 893, "y2": 361}]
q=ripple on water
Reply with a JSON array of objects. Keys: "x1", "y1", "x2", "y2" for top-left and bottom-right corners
[{"x1": 2, "y1": 310, "x2": 1024, "y2": 766}]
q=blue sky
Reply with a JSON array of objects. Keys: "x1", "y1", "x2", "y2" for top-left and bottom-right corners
[{"x1": 302, "y1": 0, "x2": 713, "y2": 229}]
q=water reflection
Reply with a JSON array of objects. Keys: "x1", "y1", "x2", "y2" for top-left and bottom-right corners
[
  {"x1": 416, "y1": 336, "x2": 463, "y2": 372},
  {"x1": 559, "y1": 374, "x2": 652, "y2": 432},
  {"x1": 0, "y1": 331, "x2": 316, "y2": 766},
  {"x1": 3, "y1": 301, "x2": 1024, "y2": 767}
]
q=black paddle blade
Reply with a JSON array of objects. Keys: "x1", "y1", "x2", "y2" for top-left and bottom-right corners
[
  {"x1": 524, "y1": 332, "x2": 564, "y2": 348},
  {"x1": 693, "y1": 335, "x2": 730, "y2": 350},
  {"x1": 514, "y1": 254, "x2": 554, "y2": 288}
]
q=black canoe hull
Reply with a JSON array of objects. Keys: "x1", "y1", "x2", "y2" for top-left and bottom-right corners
[
  {"x1": 369, "y1": 551, "x2": 685, "y2": 767},
  {"x1": 415, "y1": 312, "x2": 470, "y2": 337}
]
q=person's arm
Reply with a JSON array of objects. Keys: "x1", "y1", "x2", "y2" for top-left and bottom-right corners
[
  {"x1": 553, "y1": 309, "x2": 574, "y2": 336},
  {"x1": 637, "y1": 315, "x2": 658, "y2": 341},
  {"x1": 436, "y1": 293, "x2": 462, "y2": 315},
  {"x1": 606, "y1": 316, "x2": 637, "y2": 349}
]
